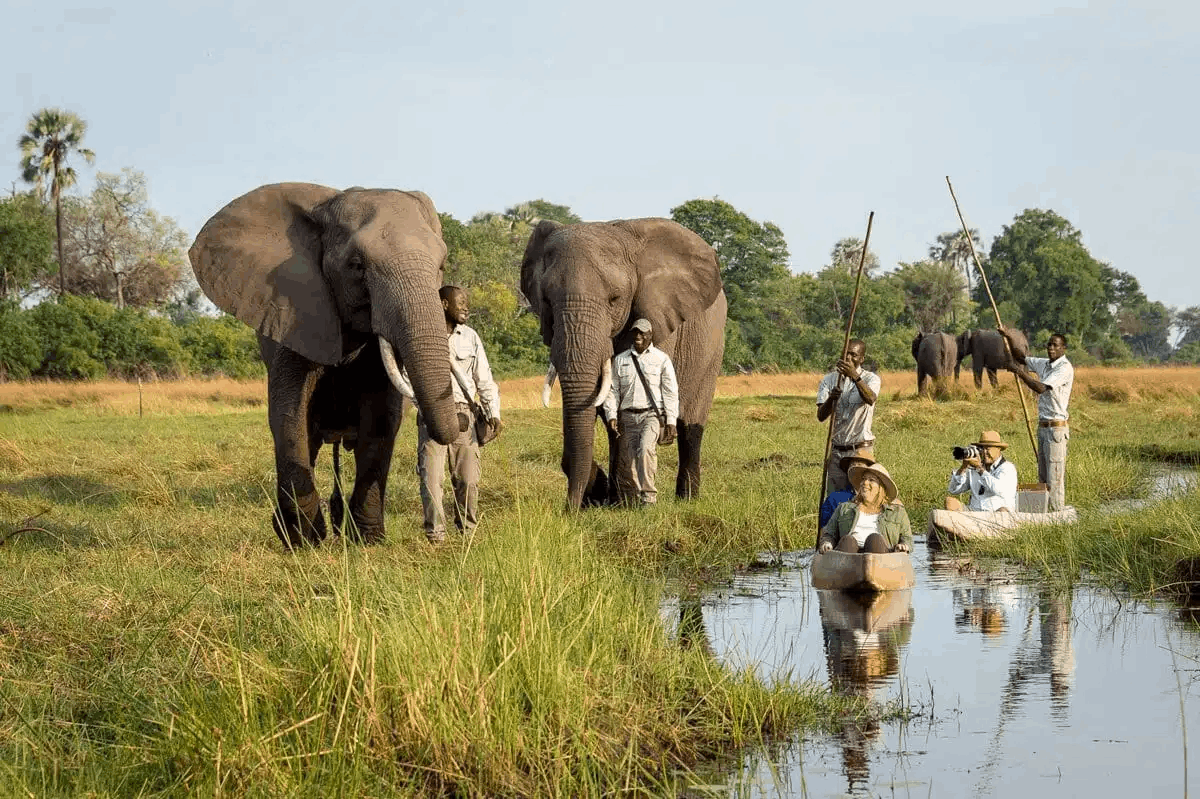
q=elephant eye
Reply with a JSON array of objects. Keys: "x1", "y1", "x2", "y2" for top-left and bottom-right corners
[{"x1": 348, "y1": 253, "x2": 365, "y2": 271}]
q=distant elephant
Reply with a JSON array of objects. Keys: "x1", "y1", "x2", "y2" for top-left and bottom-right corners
[
  {"x1": 520, "y1": 218, "x2": 727, "y2": 508},
  {"x1": 190, "y1": 183, "x2": 459, "y2": 548},
  {"x1": 911, "y1": 331, "x2": 957, "y2": 396},
  {"x1": 955, "y1": 328, "x2": 1029, "y2": 389}
]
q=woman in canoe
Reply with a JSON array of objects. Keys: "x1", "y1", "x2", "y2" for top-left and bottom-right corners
[{"x1": 817, "y1": 462, "x2": 913, "y2": 554}]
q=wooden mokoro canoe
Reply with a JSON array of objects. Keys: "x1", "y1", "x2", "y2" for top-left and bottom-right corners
[
  {"x1": 927, "y1": 506, "x2": 1079, "y2": 542},
  {"x1": 811, "y1": 549, "x2": 916, "y2": 592}
]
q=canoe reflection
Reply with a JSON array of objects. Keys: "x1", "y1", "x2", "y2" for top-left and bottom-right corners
[{"x1": 817, "y1": 588, "x2": 914, "y2": 795}]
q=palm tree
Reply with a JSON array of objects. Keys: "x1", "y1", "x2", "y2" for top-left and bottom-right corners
[
  {"x1": 19, "y1": 108, "x2": 96, "y2": 297},
  {"x1": 929, "y1": 229, "x2": 983, "y2": 296}
]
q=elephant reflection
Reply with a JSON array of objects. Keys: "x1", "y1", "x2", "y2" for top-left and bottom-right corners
[{"x1": 818, "y1": 589, "x2": 915, "y2": 794}]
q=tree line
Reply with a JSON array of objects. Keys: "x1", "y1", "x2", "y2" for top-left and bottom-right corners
[{"x1": 3, "y1": 108, "x2": 1198, "y2": 382}]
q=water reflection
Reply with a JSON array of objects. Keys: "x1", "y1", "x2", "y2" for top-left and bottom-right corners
[
  {"x1": 675, "y1": 543, "x2": 1200, "y2": 797},
  {"x1": 817, "y1": 589, "x2": 914, "y2": 796}
]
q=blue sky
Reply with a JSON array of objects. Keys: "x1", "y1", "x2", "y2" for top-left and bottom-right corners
[{"x1": 6, "y1": 0, "x2": 1198, "y2": 315}]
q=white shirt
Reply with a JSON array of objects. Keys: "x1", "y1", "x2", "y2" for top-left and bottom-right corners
[
  {"x1": 1026, "y1": 355, "x2": 1074, "y2": 422},
  {"x1": 815, "y1": 369, "x2": 881, "y2": 447},
  {"x1": 601, "y1": 345, "x2": 679, "y2": 425},
  {"x1": 948, "y1": 456, "x2": 1018, "y2": 512},
  {"x1": 849, "y1": 510, "x2": 880, "y2": 548},
  {"x1": 395, "y1": 324, "x2": 501, "y2": 419}
]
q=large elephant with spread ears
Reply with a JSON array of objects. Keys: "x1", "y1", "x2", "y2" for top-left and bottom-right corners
[
  {"x1": 190, "y1": 183, "x2": 459, "y2": 548},
  {"x1": 520, "y1": 218, "x2": 727, "y2": 509}
]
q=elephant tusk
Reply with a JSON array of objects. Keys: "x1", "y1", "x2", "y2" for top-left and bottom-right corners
[
  {"x1": 590, "y1": 357, "x2": 613, "y2": 408},
  {"x1": 378, "y1": 337, "x2": 410, "y2": 397},
  {"x1": 542, "y1": 363, "x2": 557, "y2": 408}
]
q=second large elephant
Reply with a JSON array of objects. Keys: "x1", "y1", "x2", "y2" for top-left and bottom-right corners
[
  {"x1": 911, "y1": 331, "x2": 957, "y2": 396},
  {"x1": 956, "y1": 328, "x2": 1029, "y2": 389},
  {"x1": 520, "y1": 218, "x2": 727, "y2": 508},
  {"x1": 190, "y1": 183, "x2": 459, "y2": 548}
]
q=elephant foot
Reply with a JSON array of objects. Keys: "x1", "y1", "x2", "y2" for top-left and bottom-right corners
[{"x1": 273, "y1": 505, "x2": 327, "y2": 550}]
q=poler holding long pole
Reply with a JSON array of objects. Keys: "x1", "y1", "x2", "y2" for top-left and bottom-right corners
[
  {"x1": 816, "y1": 211, "x2": 875, "y2": 542},
  {"x1": 945, "y1": 177, "x2": 1039, "y2": 459}
]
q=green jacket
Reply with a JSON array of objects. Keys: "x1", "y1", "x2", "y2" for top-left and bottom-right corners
[{"x1": 818, "y1": 500, "x2": 913, "y2": 552}]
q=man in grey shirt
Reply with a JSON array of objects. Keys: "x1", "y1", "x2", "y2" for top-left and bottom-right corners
[{"x1": 816, "y1": 339, "x2": 881, "y2": 494}]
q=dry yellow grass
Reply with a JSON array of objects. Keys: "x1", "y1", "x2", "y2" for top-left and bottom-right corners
[{"x1": 2, "y1": 366, "x2": 1199, "y2": 416}]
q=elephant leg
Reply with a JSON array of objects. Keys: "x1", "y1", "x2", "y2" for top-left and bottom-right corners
[
  {"x1": 267, "y1": 359, "x2": 328, "y2": 549},
  {"x1": 987, "y1": 367, "x2": 999, "y2": 388},
  {"x1": 676, "y1": 421, "x2": 704, "y2": 499},
  {"x1": 345, "y1": 385, "x2": 404, "y2": 544},
  {"x1": 973, "y1": 365, "x2": 984, "y2": 390}
]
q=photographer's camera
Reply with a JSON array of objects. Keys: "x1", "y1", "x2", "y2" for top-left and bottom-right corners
[{"x1": 952, "y1": 444, "x2": 980, "y2": 461}]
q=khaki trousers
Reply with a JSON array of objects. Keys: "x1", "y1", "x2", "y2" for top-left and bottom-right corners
[
  {"x1": 616, "y1": 409, "x2": 661, "y2": 505},
  {"x1": 1038, "y1": 424, "x2": 1069, "y2": 511},
  {"x1": 417, "y1": 406, "x2": 481, "y2": 539},
  {"x1": 825, "y1": 442, "x2": 875, "y2": 495}
]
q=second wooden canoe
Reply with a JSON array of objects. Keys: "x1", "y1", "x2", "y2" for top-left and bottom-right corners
[
  {"x1": 927, "y1": 506, "x2": 1079, "y2": 542},
  {"x1": 811, "y1": 549, "x2": 916, "y2": 592}
]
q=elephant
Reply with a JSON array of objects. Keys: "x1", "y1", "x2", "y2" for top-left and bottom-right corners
[
  {"x1": 520, "y1": 218, "x2": 727, "y2": 509},
  {"x1": 189, "y1": 183, "x2": 460, "y2": 548},
  {"x1": 955, "y1": 328, "x2": 1029, "y2": 389},
  {"x1": 911, "y1": 331, "x2": 957, "y2": 396}
]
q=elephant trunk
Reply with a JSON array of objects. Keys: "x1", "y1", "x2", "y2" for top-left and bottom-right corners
[
  {"x1": 552, "y1": 298, "x2": 612, "y2": 509},
  {"x1": 370, "y1": 257, "x2": 458, "y2": 444}
]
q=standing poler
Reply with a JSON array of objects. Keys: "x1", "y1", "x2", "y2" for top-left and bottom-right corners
[
  {"x1": 1003, "y1": 328, "x2": 1075, "y2": 511},
  {"x1": 816, "y1": 339, "x2": 881, "y2": 494},
  {"x1": 603, "y1": 318, "x2": 678, "y2": 507}
]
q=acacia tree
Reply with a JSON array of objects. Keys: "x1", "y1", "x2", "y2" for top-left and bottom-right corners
[
  {"x1": 985, "y1": 209, "x2": 1110, "y2": 344},
  {"x1": 60, "y1": 168, "x2": 188, "y2": 308},
  {"x1": 18, "y1": 108, "x2": 95, "y2": 298},
  {"x1": 670, "y1": 198, "x2": 790, "y2": 296},
  {"x1": 890, "y1": 259, "x2": 968, "y2": 333}
]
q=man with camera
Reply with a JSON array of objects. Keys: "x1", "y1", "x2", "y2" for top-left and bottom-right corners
[
  {"x1": 945, "y1": 430, "x2": 1018, "y2": 512},
  {"x1": 816, "y1": 339, "x2": 880, "y2": 493}
]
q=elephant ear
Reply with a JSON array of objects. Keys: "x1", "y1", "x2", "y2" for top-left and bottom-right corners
[
  {"x1": 619, "y1": 219, "x2": 722, "y2": 339},
  {"x1": 520, "y1": 220, "x2": 564, "y2": 346},
  {"x1": 190, "y1": 183, "x2": 343, "y2": 365}
]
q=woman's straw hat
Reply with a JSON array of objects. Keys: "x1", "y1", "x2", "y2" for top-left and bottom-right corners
[{"x1": 848, "y1": 462, "x2": 898, "y2": 503}]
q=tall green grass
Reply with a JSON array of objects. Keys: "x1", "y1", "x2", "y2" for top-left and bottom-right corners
[{"x1": 1, "y1": 373, "x2": 1197, "y2": 795}]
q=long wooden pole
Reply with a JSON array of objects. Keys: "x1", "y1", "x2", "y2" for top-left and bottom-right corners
[
  {"x1": 817, "y1": 211, "x2": 874, "y2": 541},
  {"x1": 945, "y1": 177, "x2": 1038, "y2": 459}
]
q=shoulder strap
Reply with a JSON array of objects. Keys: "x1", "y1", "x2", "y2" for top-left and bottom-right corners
[
  {"x1": 449, "y1": 362, "x2": 483, "y2": 416},
  {"x1": 629, "y1": 352, "x2": 663, "y2": 417}
]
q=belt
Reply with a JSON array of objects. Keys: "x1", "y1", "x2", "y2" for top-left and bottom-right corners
[
  {"x1": 1039, "y1": 420, "x2": 1068, "y2": 428},
  {"x1": 620, "y1": 407, "x2": 652, "y2": 414},
  {"x1": 833, "y1": 440, "x2": 872, "y2": 450}
]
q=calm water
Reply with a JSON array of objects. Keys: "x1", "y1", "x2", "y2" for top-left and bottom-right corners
[{"x1": 670, "y1": 537, "x2": 1200, "y2": 798}]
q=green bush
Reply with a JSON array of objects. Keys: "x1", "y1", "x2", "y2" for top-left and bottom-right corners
[
  {"x1": 0, "y1": 304, "x2": 41, "y2": 380},
  {"x1": 176, "y1": 314, "x2": 264, "y2": 378},
  {"x1": 27, "y1": 296, "x2": 106, "y2": 379}
]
